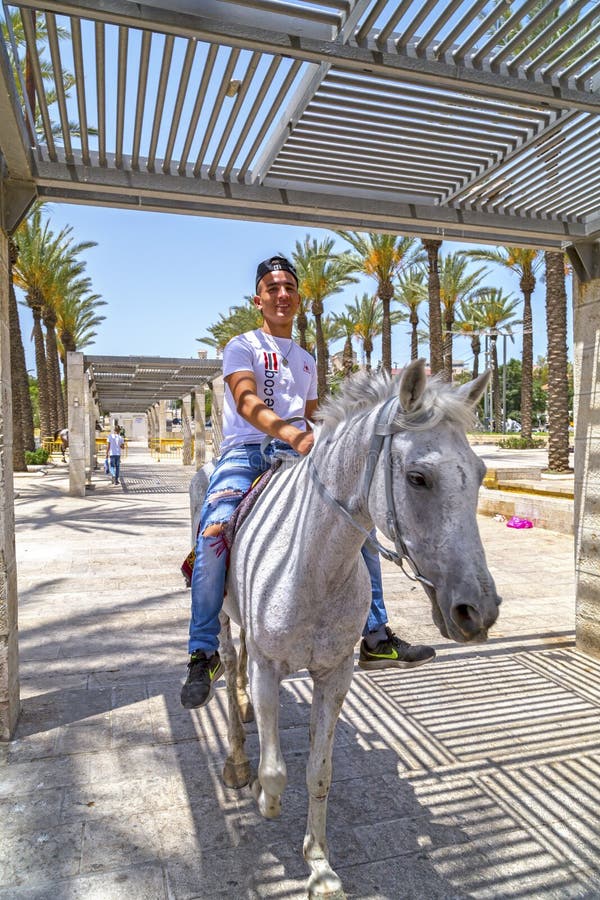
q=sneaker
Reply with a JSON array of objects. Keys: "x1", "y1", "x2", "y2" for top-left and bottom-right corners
[
  {"x1": 180, "y1": 650, "x2": 224, "y2": 708},
  {"x1": 358, "y1": 626, "x2": 435, "y2": 671}
]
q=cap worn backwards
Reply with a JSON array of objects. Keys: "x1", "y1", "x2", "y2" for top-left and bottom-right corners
[{"x1": 255, "y1": 255, "x2": 298, "y2": 292}]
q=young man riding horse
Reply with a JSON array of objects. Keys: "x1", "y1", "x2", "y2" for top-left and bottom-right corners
[{"x1": 181, "y1": 255, "x2": 435, "y2": 709}]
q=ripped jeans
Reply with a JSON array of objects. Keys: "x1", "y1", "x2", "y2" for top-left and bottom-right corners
[
  {"x1": 189, "y1": 442, "x2": 282, "y2": 653},
  {"x1": 188, "y1": 442, "x2": 389, "y2": 654}
]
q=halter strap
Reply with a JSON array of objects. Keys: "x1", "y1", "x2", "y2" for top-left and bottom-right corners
[{"x1": 309, "y1": 397, "x2": 435, "y2": 589}]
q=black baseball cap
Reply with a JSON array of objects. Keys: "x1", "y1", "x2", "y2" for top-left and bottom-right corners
[{"x1": 255, "y1": 255, "x2": 298, "y2": 292}]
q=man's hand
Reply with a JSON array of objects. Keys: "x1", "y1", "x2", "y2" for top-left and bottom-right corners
[{"x1": 290, "y1": 429, "x2": 314, "y2": 456}]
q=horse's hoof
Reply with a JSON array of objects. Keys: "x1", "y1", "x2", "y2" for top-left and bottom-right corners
[
  {"x1": 251, "y1": 778, "x2": 281, "y2": 819},
  {"x1": 307, "y1": 862, "x2": 345, "y2": 899},
  {"x1": 239, "y1": 700, "x2": 254, "y2": 724},
  {"x1": 222, "y1": 758, "x2": 250, "y2": 789}
]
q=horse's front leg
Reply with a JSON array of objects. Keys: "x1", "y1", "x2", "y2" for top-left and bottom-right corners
[
  {"x1": 249, "y1": 655, "x2": 285, "y2": 819},
  {"x1": 304, "y1": 655, "x2": 354, "y2": 900},
  {"x1": 219, "y1": 612, "x2": 251, "y2": 789}
]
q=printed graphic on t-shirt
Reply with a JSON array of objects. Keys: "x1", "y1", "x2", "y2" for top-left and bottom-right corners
[
  {"x1": 263, "y1": 353, "x2": 278, "y2": 408},
  {"x1": 263, "y1": 351, "x2": 278, "y2": 373}
]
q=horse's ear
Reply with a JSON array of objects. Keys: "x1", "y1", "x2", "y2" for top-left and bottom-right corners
[
  {"x1": 399, "y1": 358, "x2": 427, "y2": 411},
  {"x1": 455, "y1": 370, "x2": 491, "y2": 407}
]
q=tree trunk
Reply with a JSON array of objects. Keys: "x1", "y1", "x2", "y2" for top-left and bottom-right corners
[
  {"x1": 471, "y1": 334, "x2": 480, "y2": 379},
  {"x1": 30, "y1": 301, "x2": 51, "y2": 441},
  {"x1": 364, "y1": 336, "x2": 373, "y2": 373},
  {"x1": 312, "y1": 301, "x2": 327, "y2": 401},
  {"x1": 8, "y1": 241, "x2": 34, "y2": 462},
  {"x1": 544, "y1": 251, "x2": 571, "y2": 472},
  {"x1": 443, "y1": 309, "x2": 454, "y2": 382},
  {"x1": 378, "y1": 280, "x2": 393, "y2": 374},
  {"x1": 422, "y1": 240, "x2": 443, "y2": 375},
  {"x1": 409, "y1": 312, "x2": 418, "y2": 361},
  {"x1": 43, "y1": 311, "x2": 60, "y2": 436},
  {"x1": 520, "y1": 278, "x2": 535, "y2": 441},
  {"x1": 490, "y1": 336, "x2": 501, "y2": 432},
  {"x1": 342, "y1": 335, "x2": 353, "y2": 377},
  {"x1": 8, "y1": 319, "x2": 26, "y2": 471},
  {"x1": 296, "y1": 305, "x2": 308, "y2": 351}
]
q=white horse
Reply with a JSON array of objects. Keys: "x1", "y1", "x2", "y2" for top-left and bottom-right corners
[{"x1": 189, "y1": 360, "x2": 500, "y2": 899}]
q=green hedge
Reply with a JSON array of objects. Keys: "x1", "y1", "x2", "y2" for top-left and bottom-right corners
[
  {"x1": 25, "y1": 448, "x2": 50, "y2": 465},
  {"x1": 497, "y1": 436, "x2": 546, "y2": 450}
]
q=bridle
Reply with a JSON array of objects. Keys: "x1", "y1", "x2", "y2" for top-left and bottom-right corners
[{"x1": 307, "y1": 396, "x2": 435, "y2": 590}]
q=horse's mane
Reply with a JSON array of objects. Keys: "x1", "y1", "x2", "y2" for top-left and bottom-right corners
[{"x1": 315, "y1": 369, "x2": 476, "y2": 435}]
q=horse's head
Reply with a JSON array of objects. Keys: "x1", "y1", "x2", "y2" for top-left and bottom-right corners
[{"x1": 370, "y1": 359, "x2": 501, "y2": 644}]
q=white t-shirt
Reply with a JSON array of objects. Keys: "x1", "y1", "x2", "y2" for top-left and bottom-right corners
[
  {"x1": 220, "y1": 329, "x2": 318, "y2": 453},
  {"x1": 107, "y1": 432, "x2": 124, "y2": 455}
]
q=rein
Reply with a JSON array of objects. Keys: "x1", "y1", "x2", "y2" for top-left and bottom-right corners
[{"x1": 307, "y1": 396, "x2": 435, "y2": 590}]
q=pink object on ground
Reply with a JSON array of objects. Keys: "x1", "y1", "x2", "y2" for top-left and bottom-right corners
[{"x1": 506, "y1": 516, "x2": 533, "y2": 529}]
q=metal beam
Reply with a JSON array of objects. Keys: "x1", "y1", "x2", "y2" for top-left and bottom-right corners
[
  {"x1": 85, "y1": 354, "x2": 222, "y2": 414},
  {"x1": 14, "y1": 0, "x2": 600, "y2": 114},
  {"x1": 31, "y1": 158, "x2": 584, "y2": 249},
  {"x1": 0, "y1": 21, "x2": 34, "y2": 183},
  {"x1": 567, "y1": 242, "x2": 600, "y2": 284},
  {"x1": 0, "y1": 171, "x2": 37, "y2": 233}
]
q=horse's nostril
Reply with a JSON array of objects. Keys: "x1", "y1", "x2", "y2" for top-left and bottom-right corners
[{"x1": 451, "y1": 603, "x2": 483, "y2": 636}]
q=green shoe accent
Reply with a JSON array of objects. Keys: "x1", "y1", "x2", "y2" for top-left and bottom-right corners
[
  {"x1": 181, "y1": 650, "x2": 224, "y2": 708},
  {"x1": 359, "y1": 627, "x2": 435, "y2": 671}
]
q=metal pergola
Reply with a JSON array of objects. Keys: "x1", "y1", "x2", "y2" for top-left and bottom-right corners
[
  {"x1": 85, "y1": 354, "x2": 222, "y2": 413},
  {"x1": 1, "y1": 0, "x2": 599, "y2": 263}
]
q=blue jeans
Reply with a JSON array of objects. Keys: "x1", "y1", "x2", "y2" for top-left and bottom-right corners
[
  {"x1": 109, "y1": 455, "x2": 121, "y2": 481},
  {"x1": 362, "y1": 534, "x2": 388, "y2": 636},
  {"x1": 188, "y1": 444, "x2": 388, "y2": 654}
]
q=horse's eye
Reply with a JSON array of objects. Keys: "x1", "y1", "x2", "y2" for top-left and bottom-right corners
[{"x1": 407, "y1": 471, "x2": 428, "y2": 489}]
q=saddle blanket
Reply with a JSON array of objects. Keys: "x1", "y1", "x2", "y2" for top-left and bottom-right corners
[{"x1": 181, "y1": 458, "x2": 282, "y2": 586}]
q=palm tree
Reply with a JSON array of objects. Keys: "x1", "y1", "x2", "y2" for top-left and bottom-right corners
[
  {"x1": 422, "y1": 239, "x2": 444, "y2": 376},
  {"x1": 45, "y1": 237, "x2": 97, "y2": 429},
  {"x1": 57, "y1": 278, "x2": 106, "y2": 409},
  {"x1": 12, "y1": 210, "x2": 55, "y2": 439},
  {"x1": 456, "y1": 299, "x2": 485, "y2": 379},
  {"x1": 462, "y1": 246, "x2": 543, "y2": 441},
  {"x1": 4, "y1": 12, "x2": 95, "y2": 454},
  {"x1": 293, "y1": 236, "x2": 357, "y2": 401},
  {"x1": 330, "y1": 309, "x2": 358, "y2": 377},
  {"x1": 7, "y1": 238, "x2": 35, "y2": 466},
  {"x1": 395, "y1": 267, "x2": 428, "y2": 361},
  {"x1": 197, "y1": 299, "x2": 262, "y2": 354},
  {"x1": 337, "y1": 232, "x2": 421, "y2": 374},
  {"x1": 439, "y1": 254, "x2": 488, "y2": 382},
  {"x1": 295, "y1": 296, "x2": 310, "y2": 351},
  {"x1": 2, "y1": 10, "x2": 78, "y2": 140},
  {"x1": 13, "y1": 211, "x2": 98, "y2": 437},
  {"x1": 350, "y1": 293, "x2": 380, "y2": 372},
  {"x1": 474, "y1": 288, "x2": 521, "y2": 431},
  {"x1": 544, "y1": 251, "x2": 571, "y2": 472}
]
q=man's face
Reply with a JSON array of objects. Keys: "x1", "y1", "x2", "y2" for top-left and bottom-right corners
[{"x1": 253, "y1": 270, "x2": 300, "y2": 327}]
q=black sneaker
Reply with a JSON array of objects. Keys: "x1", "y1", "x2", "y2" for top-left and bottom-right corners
[
  {"x1": 359, "y1": 626, "x2": 435, "y2": 671},
  {"x1": 180, "y1": 650, "x2": 224, "y2": 708}
]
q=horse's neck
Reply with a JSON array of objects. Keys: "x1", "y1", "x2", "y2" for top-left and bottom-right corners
[{"x1": 309, "y1": 408, "x2": 379, "y2": 529}]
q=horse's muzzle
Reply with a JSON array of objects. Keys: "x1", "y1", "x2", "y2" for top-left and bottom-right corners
[{"x1": 428, "y1": 587, "x2": 501, "y2": 643}]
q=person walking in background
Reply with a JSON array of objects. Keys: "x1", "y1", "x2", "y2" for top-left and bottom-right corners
[
  {"x1": 55, "y1": 428, "x2": 69, "y2": 462},
  {"x1": 106, "y1": 422, "x2": 125, "y2": 485}
]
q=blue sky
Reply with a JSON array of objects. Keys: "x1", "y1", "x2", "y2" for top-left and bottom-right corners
[{"x1": 16, "y1": 201, "x2": 573, "y2": 374}]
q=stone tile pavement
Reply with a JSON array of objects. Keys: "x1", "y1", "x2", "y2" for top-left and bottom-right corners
[{"x1": 2, "y1": 445, "x2": 600, "y2": 899}]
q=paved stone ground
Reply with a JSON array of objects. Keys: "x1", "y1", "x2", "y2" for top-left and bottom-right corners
[{"x1": 3, "y1": 444, "x2": 599, "y2": 899}]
